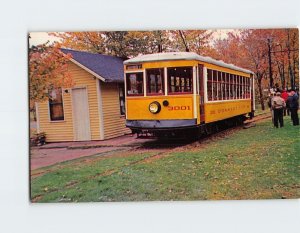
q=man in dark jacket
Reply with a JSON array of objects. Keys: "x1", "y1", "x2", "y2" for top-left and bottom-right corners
[{"x1": 287, "y1": 90, "x2": 299, "y2": 126}]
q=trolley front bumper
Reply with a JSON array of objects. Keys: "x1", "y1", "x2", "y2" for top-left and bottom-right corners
[{"x1": 126, "y1": 119, "x2": 197, "y2": 130}]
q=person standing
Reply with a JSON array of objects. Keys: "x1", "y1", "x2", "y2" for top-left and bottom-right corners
[
  {"x1": 268, "y1": 92, "x2": 275, "y2": 124},
  {"x1": 281, "y1": 88, "x2": 289, "y2": 116},
  {"x1": 287, "y1": 90, "x2": 299, "y2": 126},
  {"x1": 272, "y1": 92, "x2": 286, "y2": 128}
]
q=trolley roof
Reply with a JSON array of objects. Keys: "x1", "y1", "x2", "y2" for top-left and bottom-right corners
[{"x1": 124, "y1": 52, "x2": 254, "y2": 75}]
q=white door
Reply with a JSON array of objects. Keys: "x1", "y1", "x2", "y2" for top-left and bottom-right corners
[{"x1": 72, "y1": 87, "x2": 91, "y2": 141}]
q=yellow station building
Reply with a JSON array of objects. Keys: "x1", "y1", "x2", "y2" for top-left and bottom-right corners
[{"x1": 35, "y1": 49, "x2": 130, "y2": 142}]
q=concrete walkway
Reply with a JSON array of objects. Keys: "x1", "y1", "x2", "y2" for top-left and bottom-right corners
[
  {"x1": 30, "y1": 134, "x2": 155, "y2": 170},
  {"x1": 36, "y1": 134, "x2": 152, "y2": 149}
]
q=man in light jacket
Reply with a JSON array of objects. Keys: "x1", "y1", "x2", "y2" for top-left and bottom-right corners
[{"x1": 272, "y1": 92, "x2": 286, "y2": 128}]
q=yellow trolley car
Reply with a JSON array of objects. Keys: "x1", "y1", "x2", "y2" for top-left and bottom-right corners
[{"x1": 123, "y1": 52, "x2": 255, "y2": 136}]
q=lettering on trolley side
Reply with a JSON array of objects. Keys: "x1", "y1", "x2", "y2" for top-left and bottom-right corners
[{"x1": 210, "y1": 104, "x2": 251, "y2": 115}]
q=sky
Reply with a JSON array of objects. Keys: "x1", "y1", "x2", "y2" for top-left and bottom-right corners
[
  {"x1": 29, "y1": 32, "x2": 61, "y2": 46},
  {"x1": 29, "y1": 30, "x2": 235, "y2": 47}
]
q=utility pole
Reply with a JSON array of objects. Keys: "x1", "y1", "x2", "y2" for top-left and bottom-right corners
[
  {"x1": 286, "y1": 29, "x2": 295, "y2": 89},
  {"x1": 267, "y1": 38, "x2": 273, "y2": 88}
]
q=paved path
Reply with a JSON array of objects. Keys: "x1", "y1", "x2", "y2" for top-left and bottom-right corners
[
  {"x1": 30, "y1": 147, "x2": 127, "y2": 170},
  {"x1": 30, "y1": 135, "x2": 155, "y2": 170},
  {"x1": 37, "y1": 134, "x2": 153, "y2": 149}
]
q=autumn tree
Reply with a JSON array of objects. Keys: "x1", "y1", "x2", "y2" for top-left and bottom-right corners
[
  {"x1": 212, "y1": 29, "x2": 299, "y2": 110},
  {"x1": 212, "y1": 30, "x2": 269, "y2": 110},
  {"x1": 53, "y1": 31, "x2": 175, "y2": 58},
  {"x1": 50, "y1": 32, "x2": 106, "y2": 54},
  {"x1": 53, "y1": 30, "x2": 217, "y2": 58},
  {"x1": 285, "y1": 29, "x2": 299, "y2": 89},
  {"x1": 144, "y1": 30, "x2": 174, "y2": 53},
  {"x1": 48, "y1": 29, "x2": 298, "y2": 112},
  {"x1": 241, "y1": 30, "x2": 270, "y2": 110},
  {"x1": 268, "y1": 29, "x2": 288, "y2": 89},
  {"x1": 29, "y1": 41, "x2": 73, "y2": 103},
  {"x1": 213, "y1": 31, "x2": 249, "y2": 67},
  {"x1": 174, "y1": 30, "x2": 214, "y2": 56}
]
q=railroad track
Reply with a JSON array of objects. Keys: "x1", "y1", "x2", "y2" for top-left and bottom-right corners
[{"x1": 134, "y1": 112, "x2": 272, "y2": 149}]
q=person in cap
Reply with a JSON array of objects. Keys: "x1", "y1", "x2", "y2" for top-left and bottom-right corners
[{"x1": 272, "y1": 92, "x2": 286, "y2": 128}]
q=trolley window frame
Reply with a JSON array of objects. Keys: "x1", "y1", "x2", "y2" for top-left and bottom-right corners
[
  {"x1": 125, "y1": 72, "x2": 144, "y2": 96},
  {"x1": 167, "y1": 66, "x2": 193, "y2": 95},
  {"x1": 145, "y1": 68, "x2": 165, "y2": 96},
  {"x1": 206, "y1": 68, "x2": 251, "y2": 102}
]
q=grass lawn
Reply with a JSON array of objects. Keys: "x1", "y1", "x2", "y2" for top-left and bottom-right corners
[{"x1": 31, "y1": 117, "x2": 300, "y2": 202}]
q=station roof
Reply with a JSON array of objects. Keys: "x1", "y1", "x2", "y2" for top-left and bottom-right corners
[
  {"x1": 124, "y1": 52, "x2": 254, "y2": 75},
  {"x1": 61, "y1": 48, "x2": 125, "y2": 82}
]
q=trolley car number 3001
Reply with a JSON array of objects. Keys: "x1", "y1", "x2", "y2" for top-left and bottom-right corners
[{"x1": 168, "y1": 106, "x2": 191, "y2": 111}]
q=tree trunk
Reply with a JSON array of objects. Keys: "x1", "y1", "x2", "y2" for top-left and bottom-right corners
[
  {"x1": 282, "y1": 63, "x2": 285, "y2": 89},
  {"x1": 178, "y1": 30, "x2": 190, "y2": 52},
  {"x1": 289, "y1": 65, "x2": 294, "y2": 89},
  {"x1": 257, "y1": 77, "x2": 265, "y2": 110},
  {"x1": 292, "y1": 47, "x2": 297, "y2": 88},
  {"x1": 286, "y1": 29, "x2": 295, "y2": 89},
  {"x1": 158, "y1": 44, "x2": 162, "y2": 53},
  {"x1": 291, "y1": 31, "x2": 298, "y2": 89},
  {"x1": 277, "y1": 63, "x2": 285, "y2": 89},
  {"x1": 267, "y1": 38, "x2": 273, "y2": 88}
]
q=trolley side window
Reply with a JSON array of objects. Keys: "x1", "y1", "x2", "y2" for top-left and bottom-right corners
[
  {"x1": 167, "y1": 67, "x2": 193, "y2": 94},
  {"x1": 146, "y1": 68, "x2": 164, "y2": 95},
  {"x1": 207, "y1": 69, "x2": 213, "y2": 101},
  {"x1": 126, "y1": 72, "x2": 144, "y2": 96}
]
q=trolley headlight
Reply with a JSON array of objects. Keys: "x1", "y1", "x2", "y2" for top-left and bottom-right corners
[{"x1": 149, "y1": 101, "x2": 161, "y2": 114}]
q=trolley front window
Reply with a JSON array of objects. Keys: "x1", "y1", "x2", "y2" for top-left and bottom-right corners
[
  {"x1": 146, "y1": 68, "x2": 164, "y2": 95},
  {"x1": 167, "y1": 67, "x2": 193, "y2": 94},
  {"x1": 126, "y1": 72, "x2": 144, "y2": 96}
]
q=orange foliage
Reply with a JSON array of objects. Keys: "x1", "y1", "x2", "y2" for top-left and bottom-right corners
[{"x1": 29, "y1": 42, "x2": 74, "y2": 102}]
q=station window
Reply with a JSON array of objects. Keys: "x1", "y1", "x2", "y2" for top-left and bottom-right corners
[
  {"x1": 146, "y1": 68, "x2": 164, "y2": 95},
  {"x1": 49, "y1": 88, "x2": 64, "y2": 121},
  {"x1": 126, "y1": 72, "x2": 144, "y2": 96},
  {"x1": 168, "y1": 67, "x2": 193, "y2": 94}
]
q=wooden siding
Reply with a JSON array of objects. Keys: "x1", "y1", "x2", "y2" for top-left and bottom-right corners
[
  {"x1": 37, "y1": 91, "x2": 73, "y2": 142},
  {"x1": 101, "y1": 82, "x2": 131, "y2": 139},
  {"x1": 37, "y1": 62, "x2": 101, "y2": 142}
]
